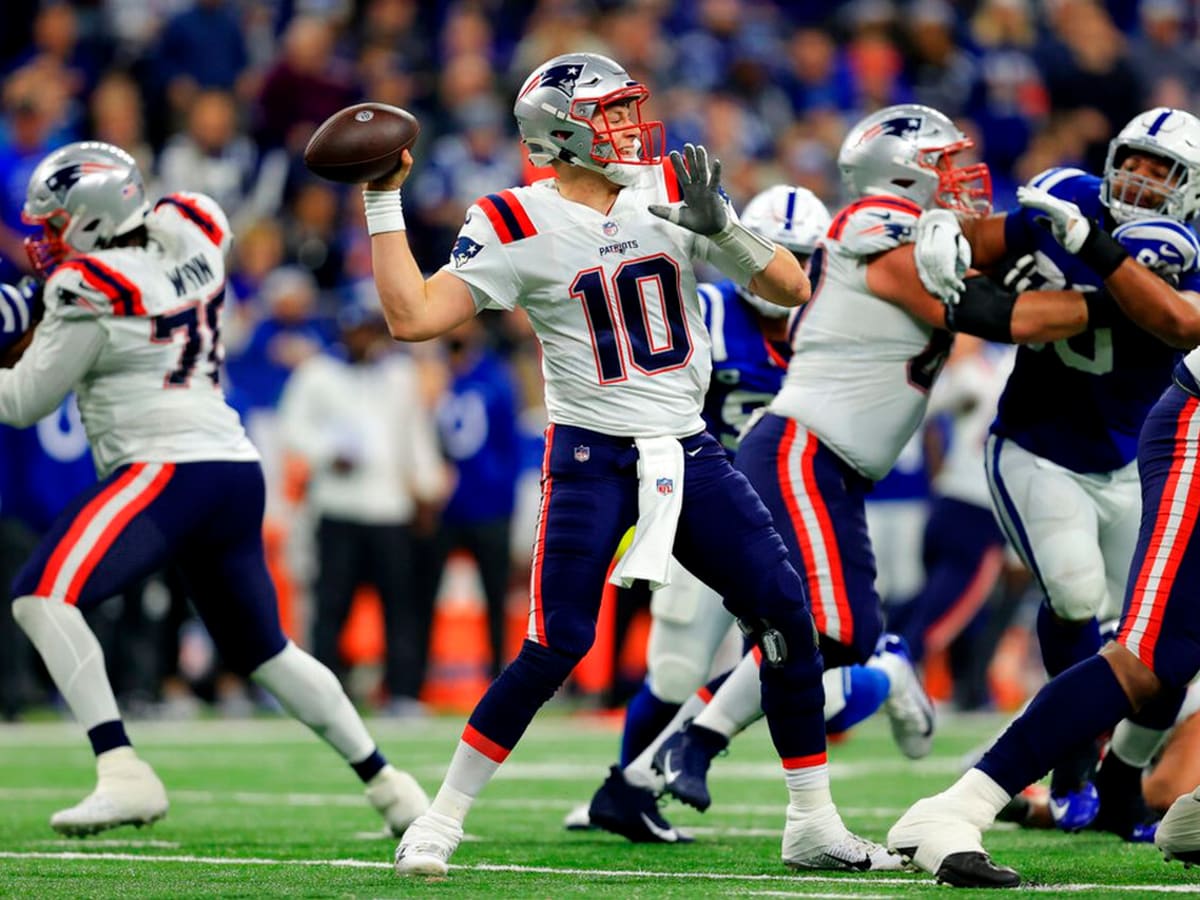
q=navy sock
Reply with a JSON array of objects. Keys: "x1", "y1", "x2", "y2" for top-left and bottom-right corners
[
  {"x1": 1036, "y1": 605, "x2": 1100, "y2": 677},
  {"x1": 619, "y1": 683, "x2": 681, "y2": 767},
  {"x1": 467, "y1": 640, "x2": 579, "y2": 752},
  {"x1": 351, "y1": 749, "x2": 386, "y2": 783},
  {"x1": 978, "y1": 655, "x2": 1132, "y2": 796},
  {"x1": 825, "y1": 665, "x2": 890, "y2": 735},
  {"x1": 1129, "y1": 684, "x2": 1186, "y2": 729},
  {"x1": 87, "y1": 720, "x2": 131, "y2": 756}
]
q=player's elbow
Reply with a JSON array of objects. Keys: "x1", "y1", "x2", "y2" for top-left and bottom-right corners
[{"x1": 1152, "y1": 310, "x2": 1200, "y2": 349}]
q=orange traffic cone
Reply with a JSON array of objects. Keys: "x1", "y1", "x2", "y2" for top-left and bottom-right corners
[{"x1": 420, "y1": 552, "x2": 493, "y2": 713}]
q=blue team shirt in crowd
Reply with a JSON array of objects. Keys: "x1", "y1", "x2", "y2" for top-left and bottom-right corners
[{"x1": 992, "y1": 168, "x2": 1200, "y2": 473}]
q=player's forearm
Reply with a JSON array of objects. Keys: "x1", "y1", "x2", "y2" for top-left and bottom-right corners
[
  {"x1": 1102, "y1": 260, "x2": 1200, "y2": 349},
  {"x1": 0, "y1": 320, "x2": 98, "y2": 427},
  {"x1": 1009, "y1": 290, "x2": 1089, "y2": 343},
  {"x1": 370, "y1": 231, "x2": 438, "y2": 341},
  {"x1": 960, "y1": 213, "x2": 1009, "y2": 271},
  {"x1": 746, "y1": 246, "x2": 811, "y2": 307}
]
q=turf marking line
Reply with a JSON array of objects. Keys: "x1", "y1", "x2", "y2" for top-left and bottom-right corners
[{"x1": 1, "y1": 852, "x2": 1198, "y2": 892}]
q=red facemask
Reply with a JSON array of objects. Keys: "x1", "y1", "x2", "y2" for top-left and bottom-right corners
[{"x1": 923, "y1": 140, "x2": 992, "y2": 216}]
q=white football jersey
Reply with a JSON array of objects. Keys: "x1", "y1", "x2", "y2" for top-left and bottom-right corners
[
  {"x1": 770, "y1": 195, "x2": 953, "y2": 481},
  {"x1": 443, "y1": 163, "x2": 752, "y2": 437},
  {"x1": 11, "y1": 192, "x2": 257, "y2": 476}
]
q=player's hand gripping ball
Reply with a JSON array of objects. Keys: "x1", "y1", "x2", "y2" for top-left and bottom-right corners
[{"x1": 303, "y1": 103, "x2": 420, "y2": 185}]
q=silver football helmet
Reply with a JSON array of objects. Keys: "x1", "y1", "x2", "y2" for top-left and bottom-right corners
[
  {"x1": 1101, "y1": 107, "x2": 1200, "y2": 225},
  {"x1": 514, "y1": 53, "x2": 665, "y2": 186},
  {"x1": 22, "y1": 141, "x2": 150, "y2": 275},
  {"x1": 736, "y1": 184, "x2": 831, "y2": 318},
  {"x1": 838, "y1": 104, "x2": 991, "y2": 215}
]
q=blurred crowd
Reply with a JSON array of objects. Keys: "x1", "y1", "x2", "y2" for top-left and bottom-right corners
[{"x1": 0, "y1": 0, "x2": 1196, "y2": 719}]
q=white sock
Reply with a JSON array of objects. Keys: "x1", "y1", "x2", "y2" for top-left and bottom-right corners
[
  {"x1": 691, "y1": 652, "x2": 763, "y2": 739},
  {"x1": 250, "y1": 641, "x2": 375, "y2": 763},
  {"x1": 785, "y1": 764, "x2": 832, "y2": 810},
  {"x1": 941, "y1": 768, "x2": 1012, "y2": 829},
  {"x1": 429, "y1": 740, "x2": 502, "y2": 823},
  {"x1": 12, "y1": 596, "x2": 120, "y2": 730},
  {"x1": 822, "y1": 668, "x2": 849, "y2": 720},
  {"x1": 1110, "y1": 720, "x2": 1169, "y2": 768},
  {"x1": 624, "y1": 691, "x2": 708, "y2": 791}
]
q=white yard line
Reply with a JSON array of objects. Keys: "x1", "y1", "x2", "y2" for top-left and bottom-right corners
[{"x1": 0, "y1": 851, "x2": 1196, "y2": 893}]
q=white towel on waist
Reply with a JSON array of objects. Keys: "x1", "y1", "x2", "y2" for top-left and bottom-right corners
[{"x1": 609, "y1": 436, "x2": 685, "y2": 590}]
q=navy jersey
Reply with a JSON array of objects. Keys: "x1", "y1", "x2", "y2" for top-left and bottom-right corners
[
  {"x1": 992, "y1": 167, "x2": 1200, "y2": 473},
  {"x1": 697, "y1": 281, "x2": 789, "y2": 455}
]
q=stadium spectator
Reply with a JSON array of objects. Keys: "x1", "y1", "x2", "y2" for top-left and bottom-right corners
[{"x1": 155, "y1": 0, "x2": 250, "y2": 120}]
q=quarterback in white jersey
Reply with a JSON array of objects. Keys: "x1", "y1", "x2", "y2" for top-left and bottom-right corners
[
  {"x1": 6, "y1": 141, "x2": 428, "y2": 841},
  {"x1": 371, "y1": 53, "x2": 901, "y2": 876}
]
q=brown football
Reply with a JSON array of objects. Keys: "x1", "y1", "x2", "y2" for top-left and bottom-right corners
[{"x1": 303, "y1": 103, "x2": 420, "y2": 184}]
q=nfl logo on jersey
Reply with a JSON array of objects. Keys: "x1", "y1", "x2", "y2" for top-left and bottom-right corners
[
  {"x1": 574, "y1": 445, "x2": 590, "y2": 462},
  {"x1": 602, "y1": 221, "x2": 619, "y2": 237},
  {"x1": 656, "y1": 477, "x2": 674, "y2": 495}
]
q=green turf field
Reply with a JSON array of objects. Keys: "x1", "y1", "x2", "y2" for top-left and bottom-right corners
[{"x1": 1, "y1": 711, "x2": 1196, "y2": 898}]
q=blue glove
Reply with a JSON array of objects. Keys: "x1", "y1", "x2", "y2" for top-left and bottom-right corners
[
  {"x1": 0, "y1": 276, "x2": 43, "y2": 351},
  {"x1": 1112, "y1": 217, "x2": 1200, "y2": 280}
]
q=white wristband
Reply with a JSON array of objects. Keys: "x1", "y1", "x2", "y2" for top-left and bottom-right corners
[
  {"x1": 363, "y1": 189, "x2": 406, "y2": 236},
  {"x1": 712, "y1": 217, "x2": 777, "y2": 279}
]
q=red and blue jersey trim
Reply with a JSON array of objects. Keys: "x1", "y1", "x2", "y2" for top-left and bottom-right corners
[
  {"x1": 476, "y1": 190, "x2": 538, "y2": 244},
  {"x1": 827, "y1": 196, "x2": 923, "y2": 241},
  {"x1": 57, "y1": 256, "x2": 146, "y2": 316},
  {"x1": 155, "y1": 194, "x2": 225, "y2": 247}
]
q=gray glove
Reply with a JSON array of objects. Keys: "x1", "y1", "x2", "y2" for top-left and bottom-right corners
[{"x1": 648, "y1": 143, "x2": 729, "y2": 236}]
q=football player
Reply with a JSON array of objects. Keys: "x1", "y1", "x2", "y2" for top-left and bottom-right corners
[
  {"x1": 368, "y1": 52, "x2": 900, "y2": 875},
  {"x1": 913, "y1": 107, "x2": 1200, "y2": 839},
  {"x1": 888, "y1": 108, "x2": 1200, "y2": 887},
  {"x1": 0, "y1": 275, "x2": 42, "y2": 362},
  {"x1": 628, "y1": 103, "x2": 1102, "y2": 822},
  {"x1": 4, "y1": 141, "x2": 429, "y2": 838}
]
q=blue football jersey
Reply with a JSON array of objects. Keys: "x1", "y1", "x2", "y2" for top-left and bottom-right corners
[
  {"x1": 991, "y1": 167, "x2": 1200, "y2": 473},
  {"x1": 698, "y1": 281, "x2": 789, "y2": 455}
]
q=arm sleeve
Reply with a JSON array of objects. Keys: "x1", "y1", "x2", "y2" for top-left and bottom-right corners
[
  {"x1": 439, "y1": 204, "x2": 522, "y2": 312},
  {"x1": 0, "y1": 314, "x2": 104, "y2": 428}
]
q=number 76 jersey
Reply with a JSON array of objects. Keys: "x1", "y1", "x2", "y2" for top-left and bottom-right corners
[
  {"x1": 41, "y1": 191, "x2": 258, "y2": 476},
  {"x1": 444, "y1": 165, "x2": 740, "y2": 437}
]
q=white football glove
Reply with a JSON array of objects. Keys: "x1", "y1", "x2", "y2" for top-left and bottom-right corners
[
  {"x1": 1112, "y1": 216, "x2": 1200, "y2": 279},
  {"x1": 1016, "y1": 185, "x2": 1092, "y2": 253},
  {"x1": 914, "y1": 209, "x2": 971, "y2": 304}
]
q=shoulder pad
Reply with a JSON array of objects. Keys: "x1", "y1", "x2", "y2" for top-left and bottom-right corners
[
  {"x1": 826, "y1": 195, "x2": 922, "y2": 257},
  {"x1": 46, "y1": 254, "x2": 146, "y2": 318},
  {"x1": 1027, "y1": 167, "x2": 1103, "y2": 215},
  {"x1": 153, "y1": 192, "x2": 232, "y2": 253},
  {"x1": 469, "y1": 189, "x2": 539, "y2": 244}
]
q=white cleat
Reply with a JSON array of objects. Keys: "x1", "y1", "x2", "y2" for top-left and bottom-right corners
[
  {"x1": 782, "y1": 802, "x2": 904, "y2": 871},
  {"x1": 1156, "y1": 788, "x2": 1200, "y2": 866},
  {"x1": 563, "y1": 803, "x2": 593, "y2": 831},
  {"x1": 366, "y1": 765, "x2": 430, "y2": 837},
  {"x1": 394, "y1": 810, "x2": 464, "y2": 876},
  {"x1": 50, "y1": 747, "x2": 168, "y2": 837},
  {"x1": 888, "y1": 795, "x2": 1019, "y2": 887},
  {"x1": 869, "y1": 634, "x2": 935, "y2": 760}
]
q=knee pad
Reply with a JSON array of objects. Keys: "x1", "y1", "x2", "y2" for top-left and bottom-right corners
[
  {"x1": 736, "y1": 565, "x2": 820, "y2": 666},
  {"x1": 647, "y1": 653, "x2": 708, "y2": 704},
  {"x1": 1037, "y1": 533, "x2": 1109, "y2": 621}
]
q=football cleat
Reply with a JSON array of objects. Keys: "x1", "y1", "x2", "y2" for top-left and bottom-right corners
[
  {"x1": 888, "y1": 794, "x2": 1020, "y2": 887},
  {"x1": 563, "y1": 803, "x2": 594, "y2": 831},
  {"x1": 366, "y1": 765, "x2": 430, "y2": 837},
  {"x1": 587, "y1": 765, "x2": 692, "y2": 844},
  {"x1": 394, "y1": 810, "x2": 463, "y2": 876},
  {"x1": 1092, "y1": 753, "x2": 1160, "y2": 843},
  {"x1": 1048, "y1": 781, "x2": 1100, "y2": 833},
  {"x1": 51, "y1": 747, "x2": 168, "y2": 837},
  {"x1": 868, "y1": 634, "x2": 935, "y2": 760},
  {"x1": 1156, "y1": 789, "x2": 1200, "y2": 867},
  {"x1": 652, "y1": 723, "x2": 728, "y2": 812},
  {"x1": 782, "y1": 802, "x2": 904, "y2": 871}
]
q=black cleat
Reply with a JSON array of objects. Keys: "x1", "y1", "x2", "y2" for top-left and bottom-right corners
[
  {"x1": 935, "y1": 851, "x2": 1021, "y2": 888},
  {"x1": 587, "y1": 765, "x2": 692, "y2": 844},
  {"x1": 652, "y1": 723, "x2": 727, "y2": 812},
  {"x1": 1093, "y1": 752, "x2": 1161, "y2": 843}
]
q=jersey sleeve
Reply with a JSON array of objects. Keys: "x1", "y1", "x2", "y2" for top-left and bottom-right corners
[
  {"x1": 44, "y1": 255, "x2": 147, "y2": 319},
  {"x1": 824, "y1": 196, "x2": 922, "y2": 258},
  {"x1": 153, "y1": 192, "x2": 232, "y2": 255},
  {"x1": 1003, "y1": 167, "x2": 1102, "y2": 255},
  {"x1": 440, "y1": 198, "x2": 523, "y2": 312},
  {"x1": 0, "y1": 308, "x2": 104, "y2": 427}
]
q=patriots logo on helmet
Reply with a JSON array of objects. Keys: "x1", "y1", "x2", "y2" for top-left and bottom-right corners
[
  {"x1": 44, "y1": 161, "x2": 121, "y2": 201},
  {"x1": 535, "y1": 63, "x2": 582, "y2": 98},
  {"x1": 451, "y1": 235, "x2": 484, "y2": 268},
  {"x1": 860, "y1": 116, "x2": 924, "y2": 144}
]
